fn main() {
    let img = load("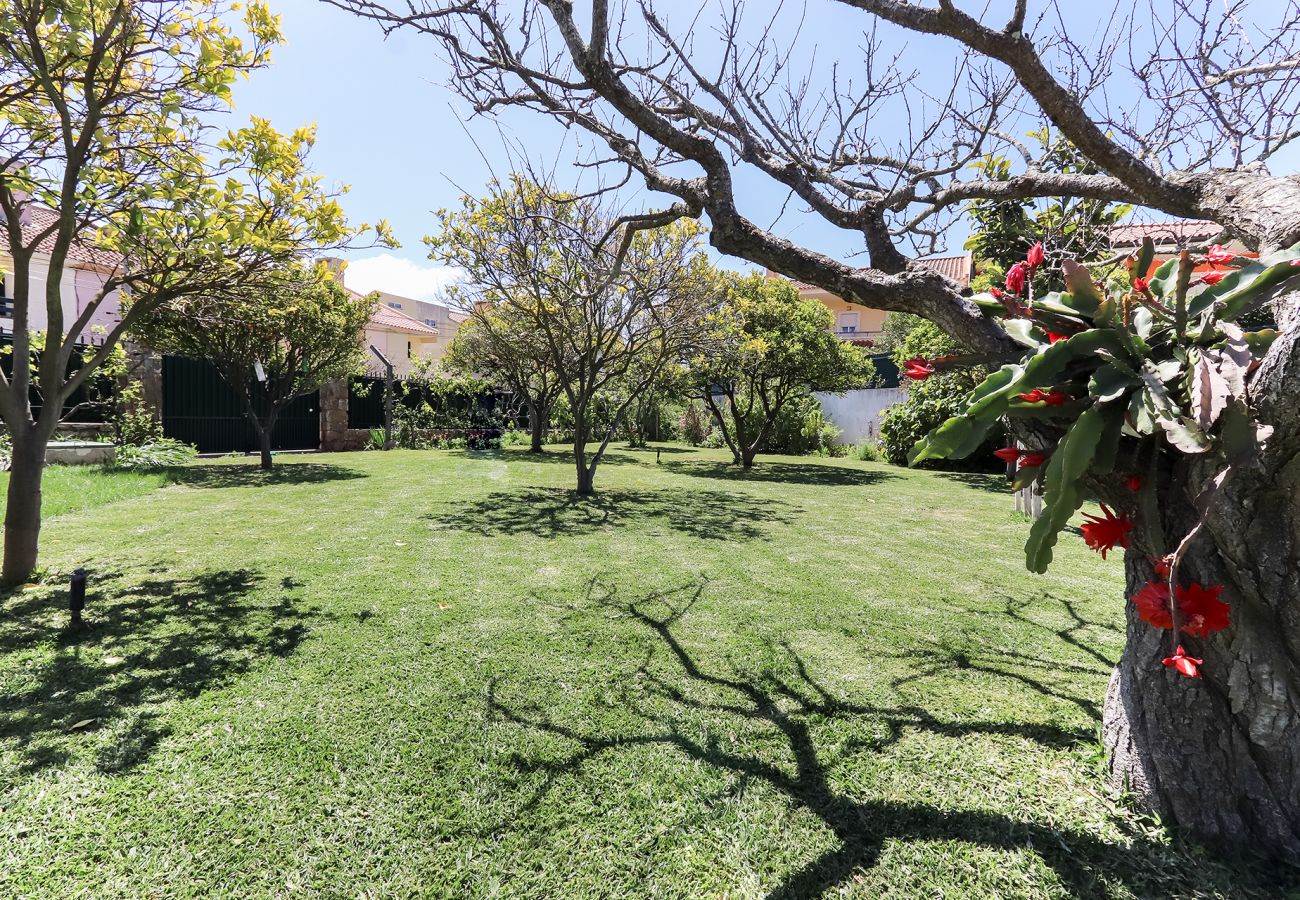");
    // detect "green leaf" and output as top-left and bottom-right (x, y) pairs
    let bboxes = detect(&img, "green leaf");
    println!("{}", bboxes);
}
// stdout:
(1088, 362), (1137, 402)
(1135, 237), (1156, 286)
(1189, 244), (1300, 320)
(1024, 404), (1110, 573)
(908, 364), (1023, 463)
